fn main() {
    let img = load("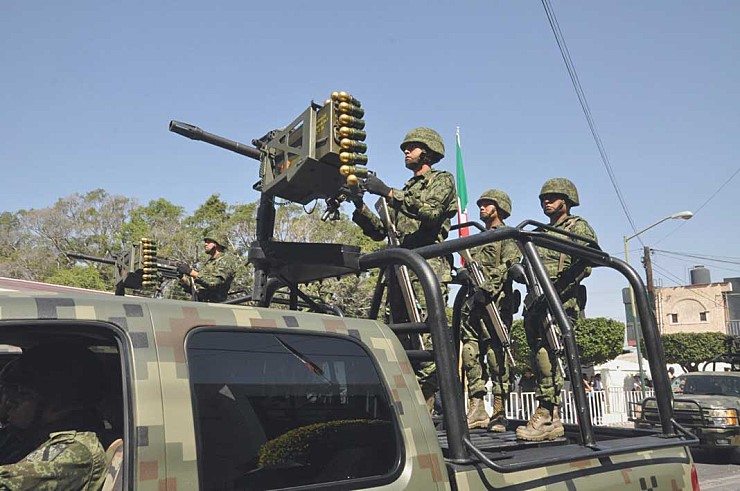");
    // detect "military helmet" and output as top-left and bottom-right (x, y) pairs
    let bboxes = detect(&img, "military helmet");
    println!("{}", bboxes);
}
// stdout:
(203, 232), (229, 249)
(539, 178), (580, 207)
(400, 127), (445, 160)
(476, 189), (512, 218)
(0, 343), (105, 407)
